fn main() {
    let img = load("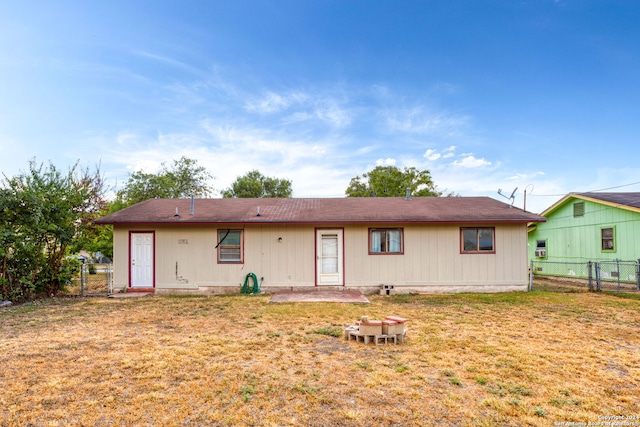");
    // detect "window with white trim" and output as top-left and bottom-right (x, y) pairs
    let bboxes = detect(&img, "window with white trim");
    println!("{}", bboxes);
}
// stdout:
(535, 240), (547, 258)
